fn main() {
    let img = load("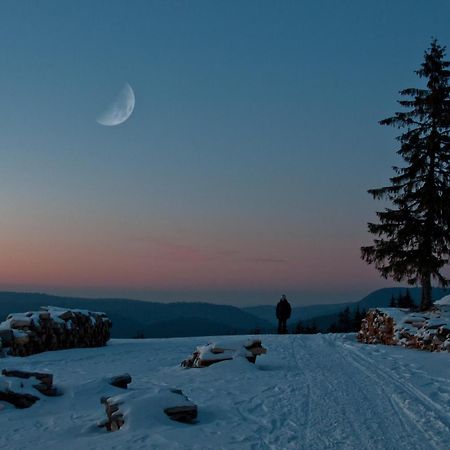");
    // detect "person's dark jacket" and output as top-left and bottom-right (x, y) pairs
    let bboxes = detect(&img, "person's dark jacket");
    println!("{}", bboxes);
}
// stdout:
(276, 299), (291, 320)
